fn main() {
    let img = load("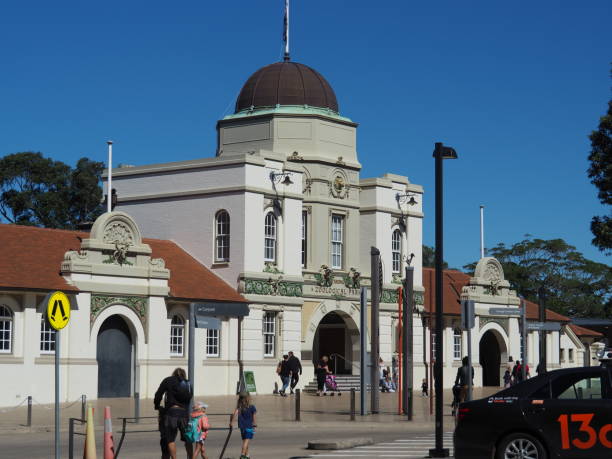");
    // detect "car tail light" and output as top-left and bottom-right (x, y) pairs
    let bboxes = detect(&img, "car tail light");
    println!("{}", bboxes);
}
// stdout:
(457, 407), (470, 421)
